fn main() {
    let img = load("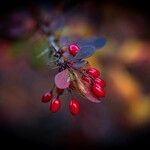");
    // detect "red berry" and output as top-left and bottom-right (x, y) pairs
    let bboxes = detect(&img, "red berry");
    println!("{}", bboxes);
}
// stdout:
(69, 44), (80, 56)
(50, 98), (61, 113)
(86, 68), (100, 78)
(42, 92), (52, 103)
(69, 98), (80, 115)
(93, 78), (106, 87)
(82, 76), (90, 83)
(56, 87), (64, 95)
(92, 84), (105, 98)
